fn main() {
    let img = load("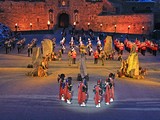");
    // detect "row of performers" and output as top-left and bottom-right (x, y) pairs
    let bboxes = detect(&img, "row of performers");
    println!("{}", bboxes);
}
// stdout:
(4, 37), (37, 56)
(57, 73), (115, 108)
(114, 38), (159, 56)
(43, 48), (113, 67)
(4, 37), (25, 54)
(59, 36), (104, 55)
(60, 36), (115, 60)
